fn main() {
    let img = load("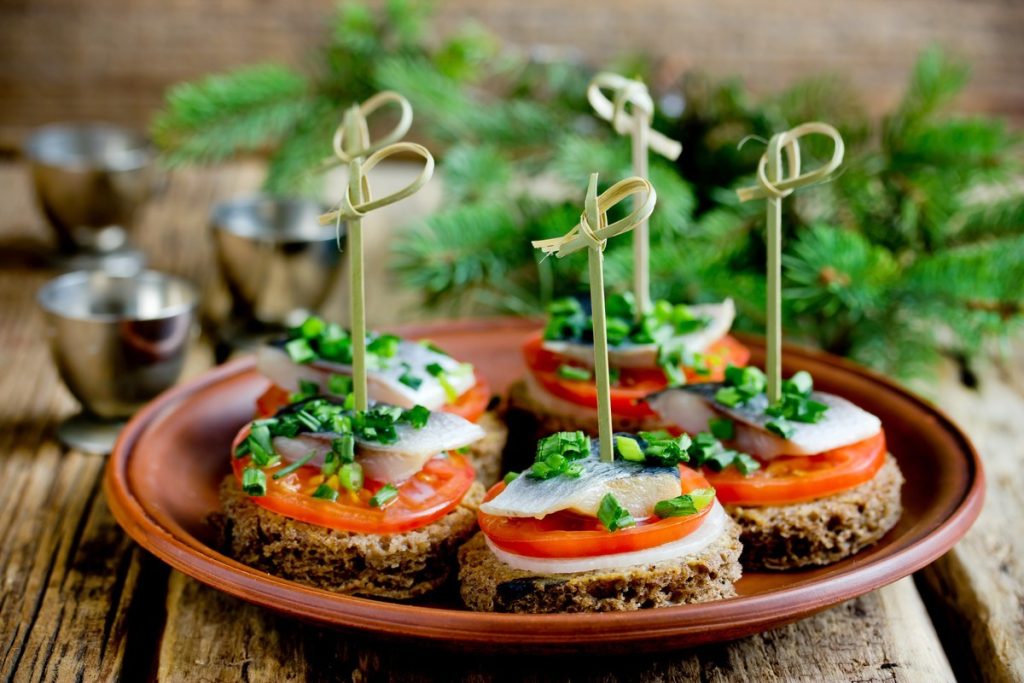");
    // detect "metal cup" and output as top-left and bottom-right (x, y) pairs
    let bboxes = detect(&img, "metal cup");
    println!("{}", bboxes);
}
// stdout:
(38, 269), (197, 453)
(208, 195), (344, 349)
(25, 123), (157, 269)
